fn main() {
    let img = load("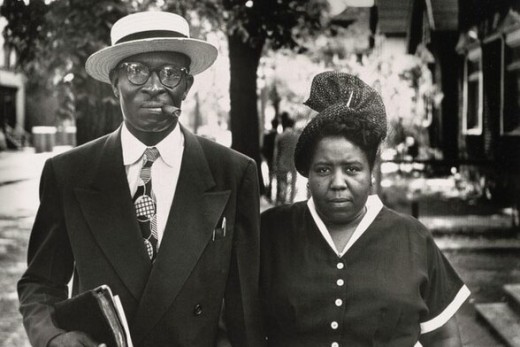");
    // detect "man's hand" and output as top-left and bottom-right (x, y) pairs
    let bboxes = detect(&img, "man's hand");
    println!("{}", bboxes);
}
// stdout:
(48, 331), (106, 347)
